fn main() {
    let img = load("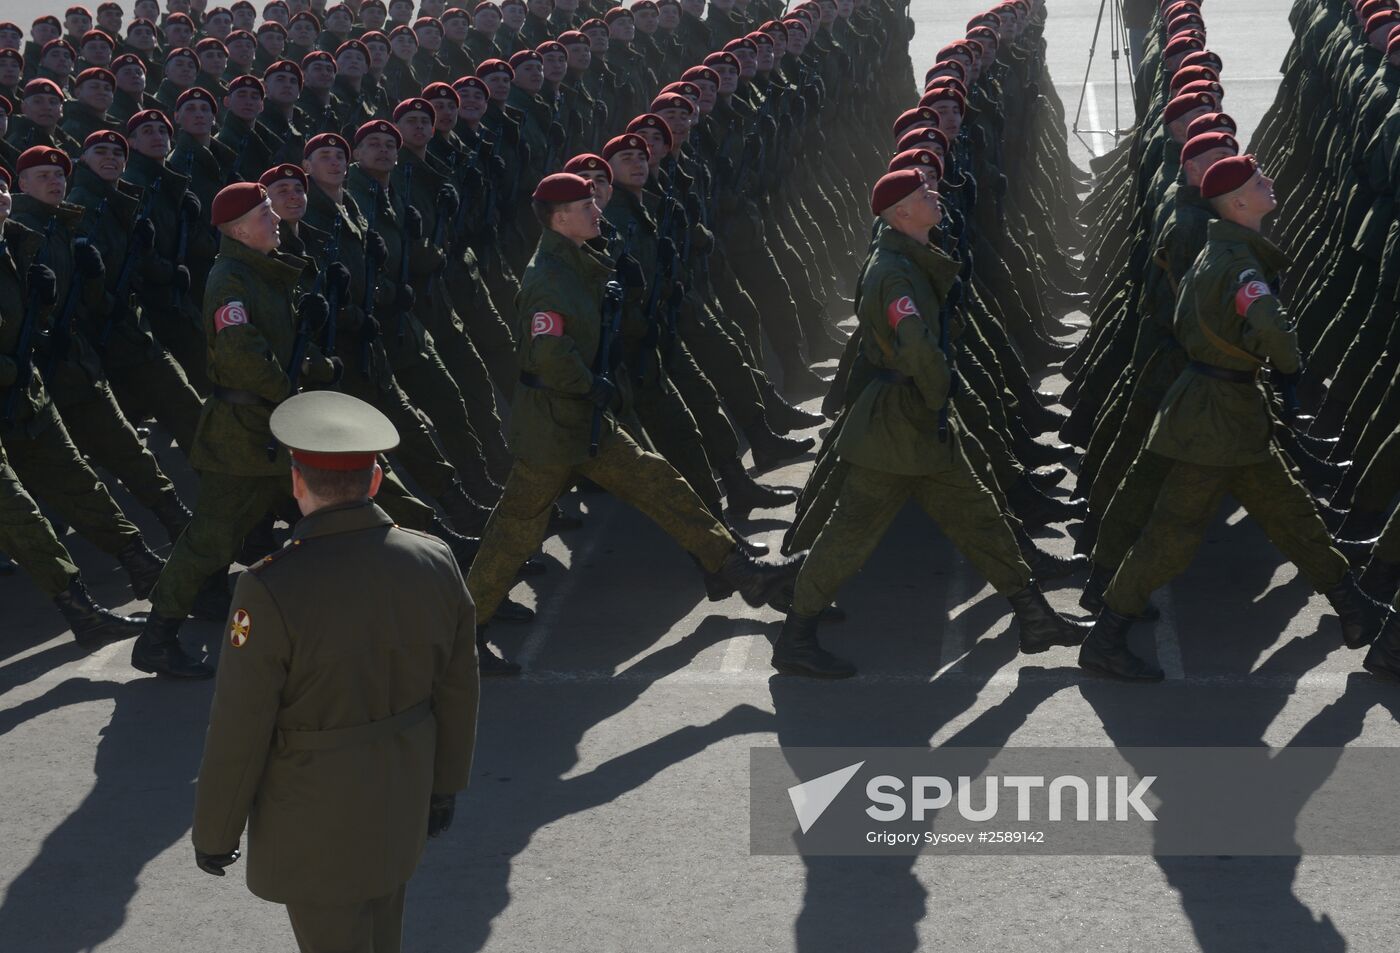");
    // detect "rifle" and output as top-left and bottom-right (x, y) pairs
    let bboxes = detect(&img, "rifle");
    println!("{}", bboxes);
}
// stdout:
(361, 181), (383, 376)
(320, 210), (345, 357)
(589, 279), (624, 457)
(226, 132), (251, 185)
(633, 162), (679, 384)
(99, 176), (162, 352)
(42, 201), (106, 385)
(172, 148), (197, 312)
(542, 90), (563, 173)
(1, 218), (57, 430)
